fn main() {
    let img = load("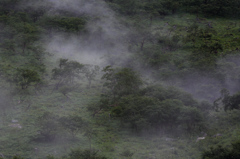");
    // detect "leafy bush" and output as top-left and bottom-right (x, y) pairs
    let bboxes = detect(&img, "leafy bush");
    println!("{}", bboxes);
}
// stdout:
(102, 66), (143, 99)
(33, 111), (59, 142)
(202, 141), (240, 159)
